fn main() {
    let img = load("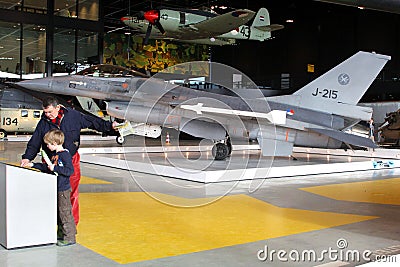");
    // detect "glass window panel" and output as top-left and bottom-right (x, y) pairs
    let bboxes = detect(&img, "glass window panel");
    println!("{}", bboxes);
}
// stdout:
(54, 28), (76, 73)
(79, 0), (98, 21)
(77, 30), (98, 66)
(0, 1), (21, 10)
(55, 0), (77, 18)
(22, 24), (46, 77)
(0, 21), (20, 76)
(21, 110), (28, 117)
(23, 0), (47, 14)
(33, 110), (41, 118)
